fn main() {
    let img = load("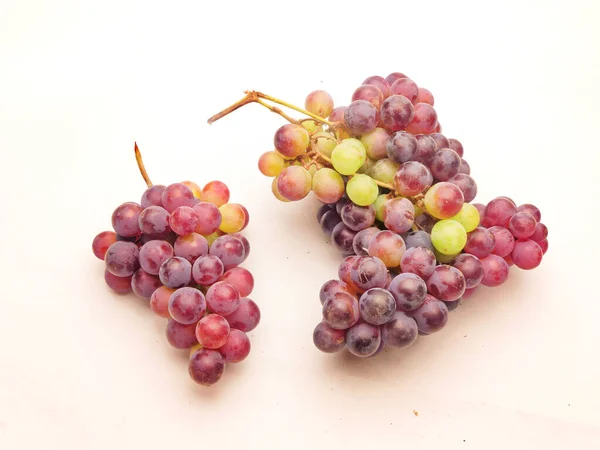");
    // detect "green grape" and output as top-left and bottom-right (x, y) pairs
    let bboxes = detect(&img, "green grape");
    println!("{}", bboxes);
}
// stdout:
(313, 131), (337, 157)
(331, 141), (366, 175)
(373, 194), (389, 221)
(431, 219), (467, 255)
(344, 138), (367, 159)
(307, 163), (318, 177)
(449, 203), (480, 232)
(301, 120), (322, 134)
(369, 158), (399, 184)
(346, 174), (379, 206)
(357, 157), (375, 174)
